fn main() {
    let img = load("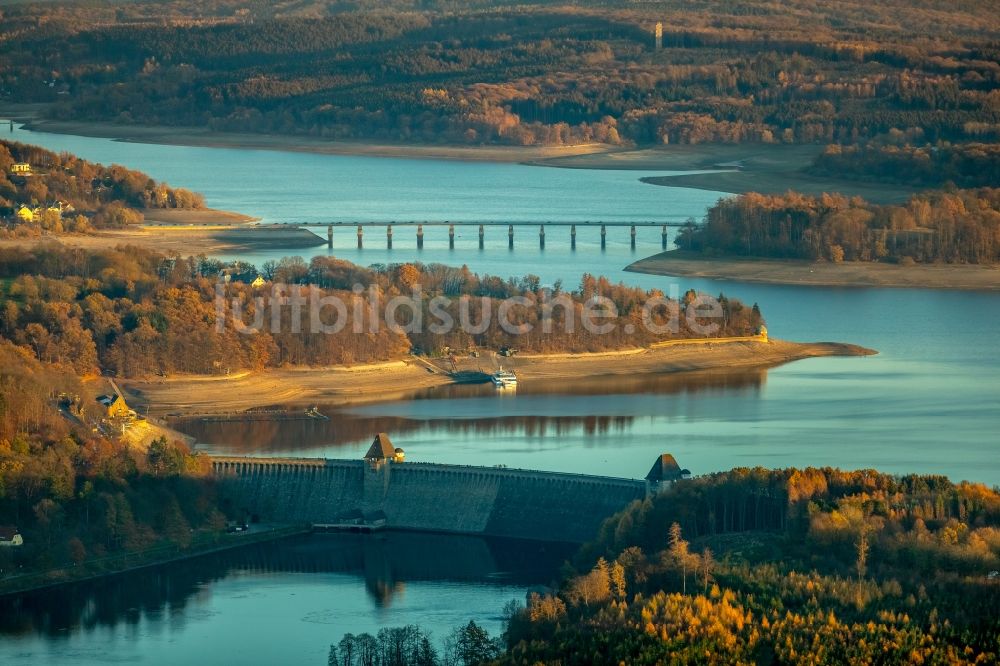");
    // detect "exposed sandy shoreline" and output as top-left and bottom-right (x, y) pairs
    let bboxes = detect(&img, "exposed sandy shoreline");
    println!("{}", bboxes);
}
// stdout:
(121, 339), (875, 417)
(141, 208), (258, 226)
(1, 104), (608, 164)
(0, 219), (327, 254)
(1, 104), (914, 203)
(628, 251), (1000, 291)
(536, 144), (914, 203)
